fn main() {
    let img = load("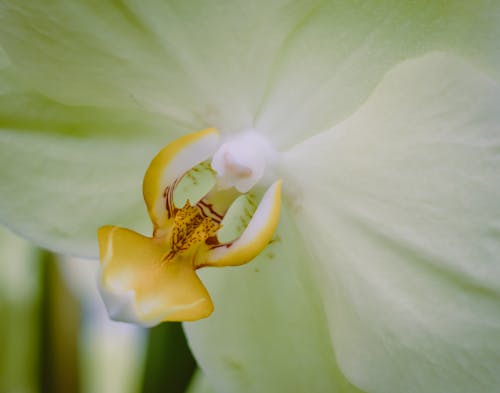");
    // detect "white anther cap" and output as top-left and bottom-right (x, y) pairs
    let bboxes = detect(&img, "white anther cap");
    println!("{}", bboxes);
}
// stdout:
(211, 130), (275, 193)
